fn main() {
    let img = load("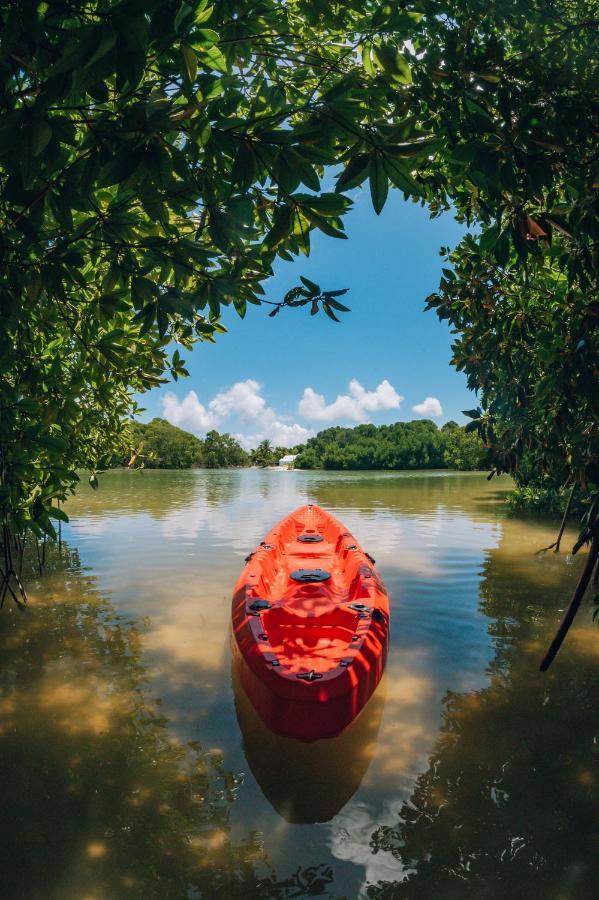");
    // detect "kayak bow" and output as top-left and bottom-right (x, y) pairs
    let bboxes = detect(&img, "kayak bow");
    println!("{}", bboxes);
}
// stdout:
(231, 504), (389, 740)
